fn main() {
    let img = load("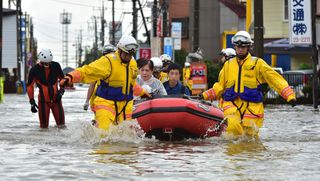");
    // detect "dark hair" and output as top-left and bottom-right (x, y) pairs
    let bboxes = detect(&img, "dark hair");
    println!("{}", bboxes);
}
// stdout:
(138, 58), (154, 70)
(167, 63), (181, 74)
